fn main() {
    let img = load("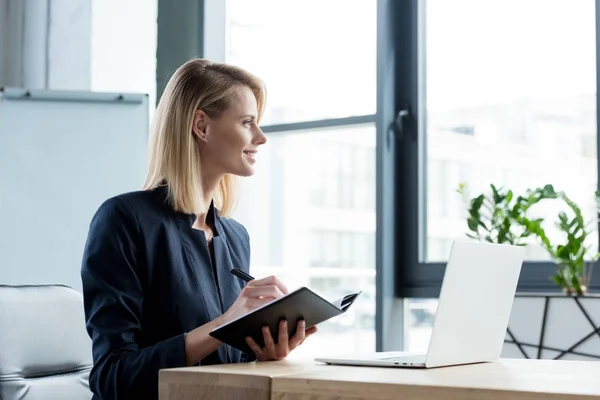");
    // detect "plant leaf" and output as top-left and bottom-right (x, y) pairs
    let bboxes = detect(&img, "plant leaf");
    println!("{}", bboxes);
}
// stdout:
(505, 190), (514, 204)
(467, 218), (480, 233)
